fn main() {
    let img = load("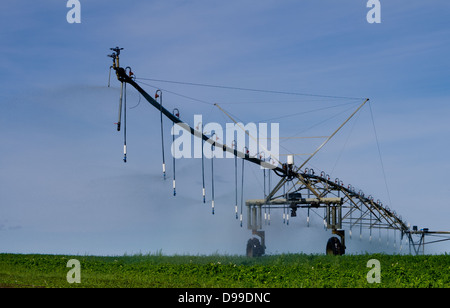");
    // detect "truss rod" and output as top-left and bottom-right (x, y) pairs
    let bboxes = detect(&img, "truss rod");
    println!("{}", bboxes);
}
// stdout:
(296, 98), (369, 171)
